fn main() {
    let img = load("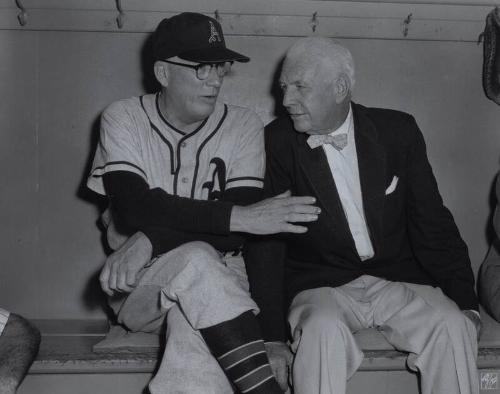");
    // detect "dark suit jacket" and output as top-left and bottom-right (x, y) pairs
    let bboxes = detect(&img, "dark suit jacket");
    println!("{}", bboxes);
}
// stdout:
(245, 103), (478, 341)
